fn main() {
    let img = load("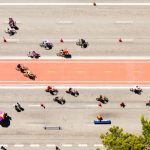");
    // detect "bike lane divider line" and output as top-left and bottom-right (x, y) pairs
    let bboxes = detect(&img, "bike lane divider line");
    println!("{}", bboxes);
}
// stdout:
(14, 144), (24, 147)
(104, 70), (112, 73)
(62, 144), (73, 147)
(76, 70), (85, 73)
(48, 70), (56, 73)
(78, 144), (88, 147)
(30, 144), (40, 147)
(133, 70), (141, 73)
